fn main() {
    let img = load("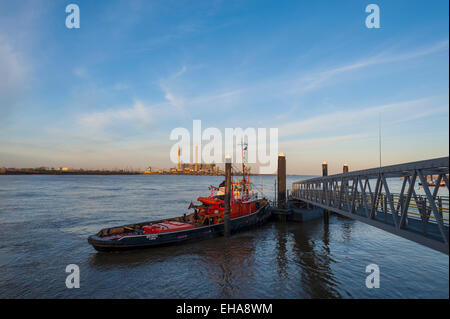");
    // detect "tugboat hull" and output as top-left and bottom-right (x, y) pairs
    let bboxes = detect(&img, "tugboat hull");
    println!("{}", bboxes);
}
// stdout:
(88, 204), (270, 252)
